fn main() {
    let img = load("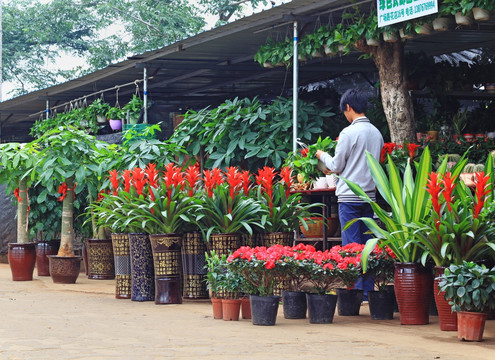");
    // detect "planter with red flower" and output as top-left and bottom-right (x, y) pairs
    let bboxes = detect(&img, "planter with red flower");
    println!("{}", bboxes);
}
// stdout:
(0, 142), (40, 281)
(195, 167), (267, 257)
